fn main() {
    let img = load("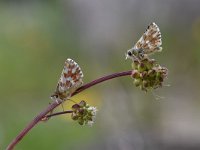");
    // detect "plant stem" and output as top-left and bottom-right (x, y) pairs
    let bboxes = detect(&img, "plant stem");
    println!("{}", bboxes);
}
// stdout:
(72, 70), (132, 96)
(46, 110), (73, 118)
(6, 70), (132, 150)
